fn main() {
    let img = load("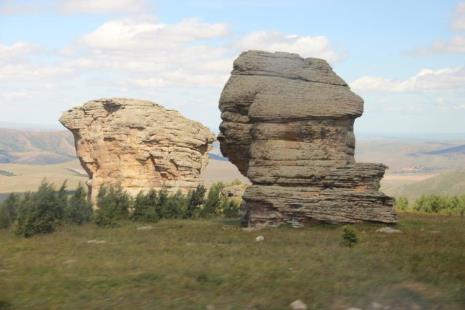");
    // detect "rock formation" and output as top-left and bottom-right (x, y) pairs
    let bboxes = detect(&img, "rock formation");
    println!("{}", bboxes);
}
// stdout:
(60, 98), (215, 202)
(218, 51), (397, 227)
